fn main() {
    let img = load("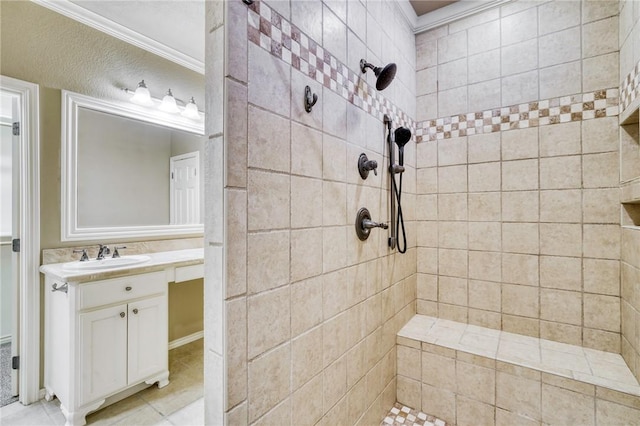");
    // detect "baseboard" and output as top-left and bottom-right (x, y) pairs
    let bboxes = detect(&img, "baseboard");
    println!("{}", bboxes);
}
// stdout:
(0, 335), (12, 345)
(168, 331), (203, 350)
